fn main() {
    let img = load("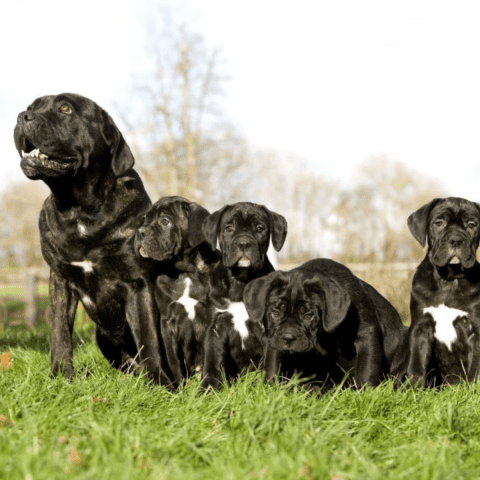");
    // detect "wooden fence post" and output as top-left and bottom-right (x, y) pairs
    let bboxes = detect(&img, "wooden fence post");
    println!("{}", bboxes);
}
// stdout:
(24, 270), (38, 328)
